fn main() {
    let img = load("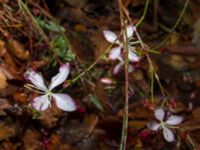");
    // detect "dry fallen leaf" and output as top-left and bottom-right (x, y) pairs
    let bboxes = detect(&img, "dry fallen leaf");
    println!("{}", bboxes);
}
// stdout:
(48, 134), (71, 150)
(13, 92), (29, 104)
(0, 141), (16, 150)
(0, 120), (17, 141)
(6, 39), (29, 61)
(38, 103), (63, 128)
(22, 128), (43, 150)
(192, 107), (200, 119)
(129, 120), (147, 133)
(0, 70), (7, 89)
